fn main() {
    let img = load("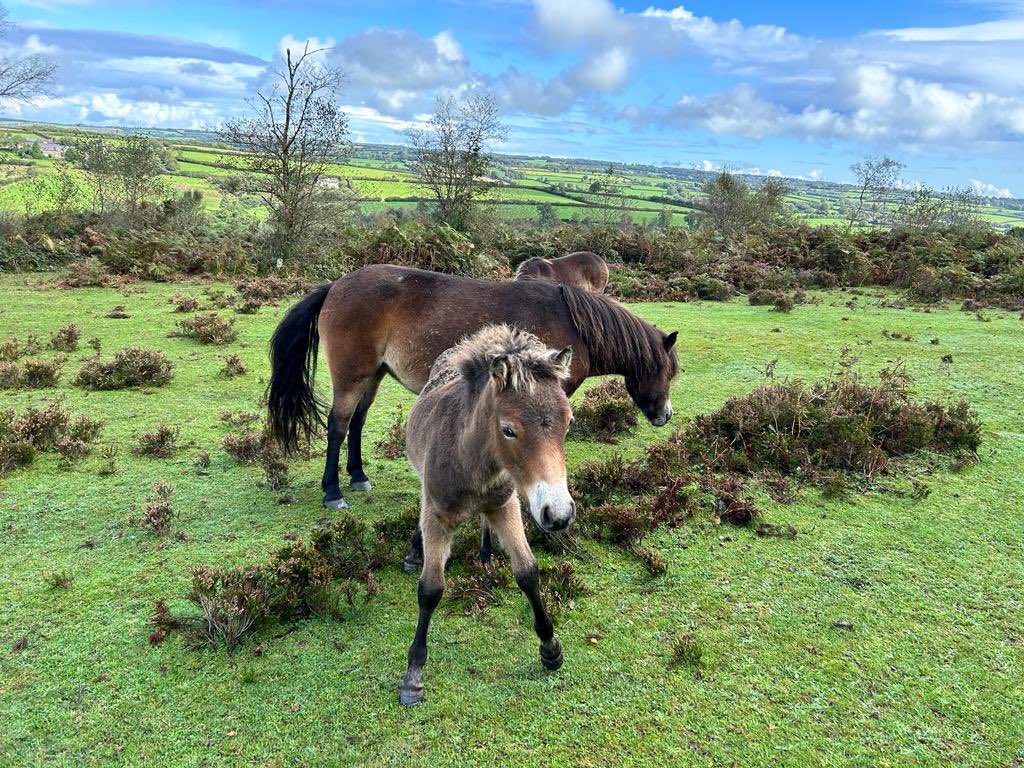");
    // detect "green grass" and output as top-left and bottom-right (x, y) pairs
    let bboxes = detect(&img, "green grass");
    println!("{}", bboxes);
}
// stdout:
(1, 280), (1023, 767)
